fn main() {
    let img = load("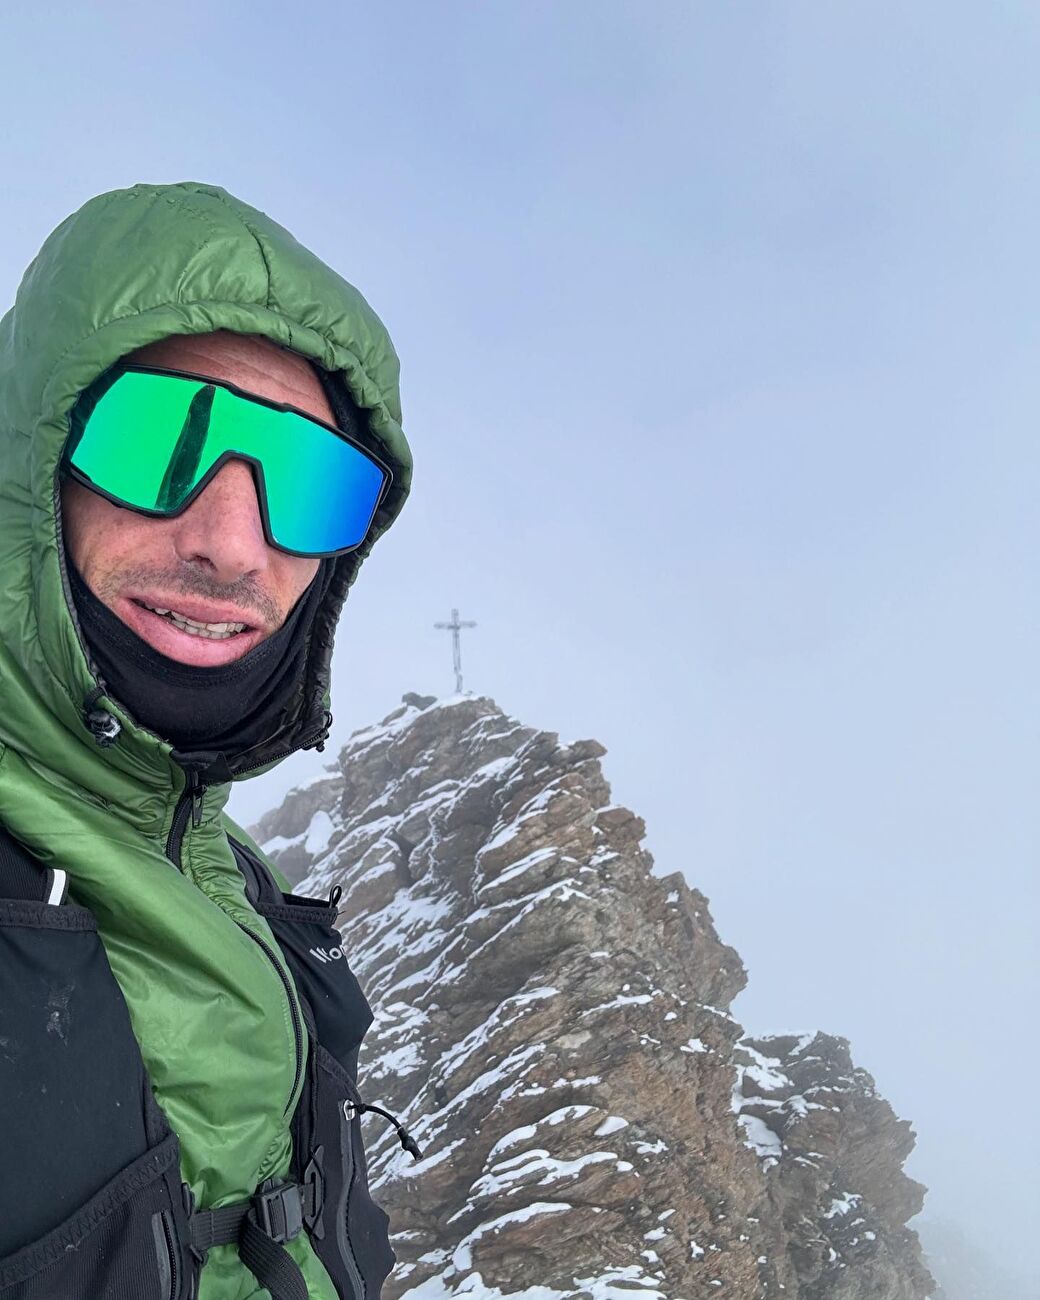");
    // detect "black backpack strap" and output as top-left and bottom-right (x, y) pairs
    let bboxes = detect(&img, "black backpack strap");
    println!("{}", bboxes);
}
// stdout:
(189, 1180), (310, 1300)
(228, 835), (342, 923)
(228, 836), (284, 909)
(0, 825), (69, 904)
(238, 1214), (309, 1300)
